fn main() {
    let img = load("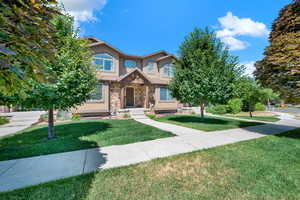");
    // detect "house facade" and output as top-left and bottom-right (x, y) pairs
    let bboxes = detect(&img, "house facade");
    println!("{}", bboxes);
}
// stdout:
(74, 37), (179, 115)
